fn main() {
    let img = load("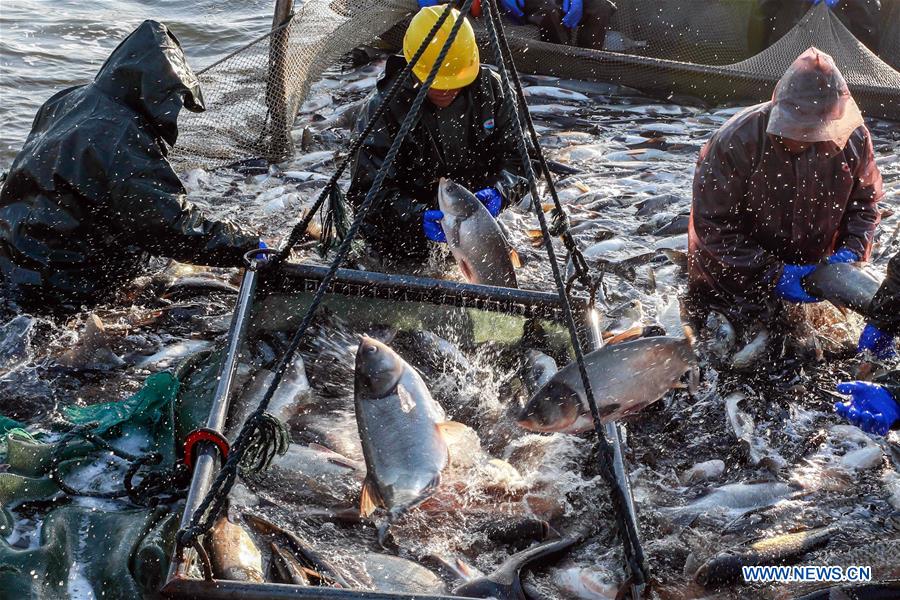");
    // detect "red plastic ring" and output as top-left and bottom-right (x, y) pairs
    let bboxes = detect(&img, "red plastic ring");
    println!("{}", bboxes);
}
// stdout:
(183, 428), (230, 471)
